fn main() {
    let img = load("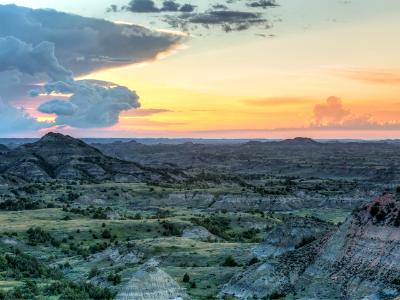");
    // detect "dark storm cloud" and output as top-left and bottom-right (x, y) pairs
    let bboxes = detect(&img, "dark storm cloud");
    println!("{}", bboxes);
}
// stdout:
(179, 4), (197, 12)
(0, 4), (182, 76)
(164, 10), (268, 32)
(122, 0), (196, 13)
(247, 0), (278, 9)
(188, 11), (265, 25)
(116, 0), (278, 33)
(125, 0), (159, 12)
(162, 1), (180, 12)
